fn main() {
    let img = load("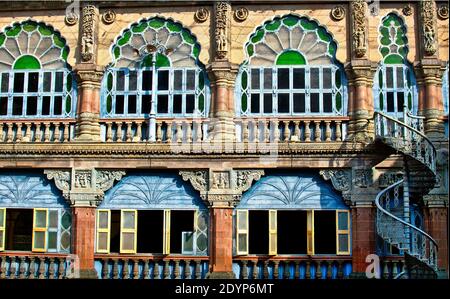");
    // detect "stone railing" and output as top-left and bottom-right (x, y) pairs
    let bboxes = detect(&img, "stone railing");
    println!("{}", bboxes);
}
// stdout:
(94, 254), (209, 279)
(0, 252), (75, 279)
(233, 256), (352, 279)
(0, 119), (75, 143)
(380, 256), (407, 279)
